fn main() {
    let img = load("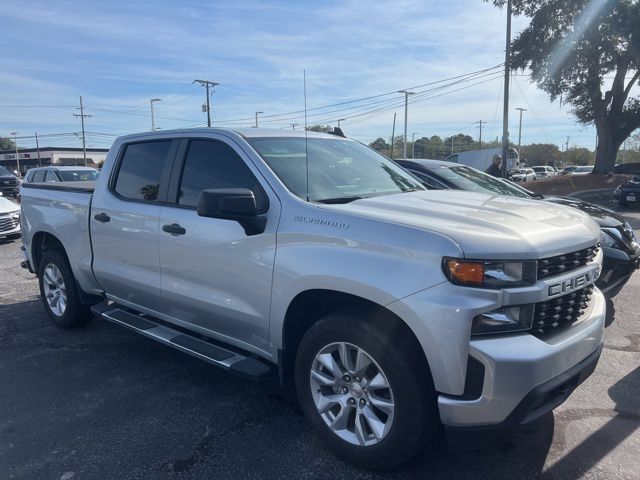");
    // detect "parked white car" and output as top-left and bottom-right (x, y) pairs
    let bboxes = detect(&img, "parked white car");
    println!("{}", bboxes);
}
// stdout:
(509, 168), (537, 182)
(532, 165), (557, 178)
(0, 195), (20, 240)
